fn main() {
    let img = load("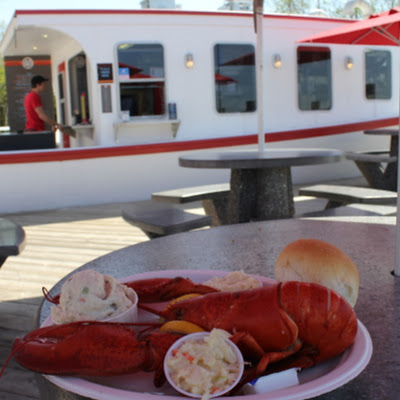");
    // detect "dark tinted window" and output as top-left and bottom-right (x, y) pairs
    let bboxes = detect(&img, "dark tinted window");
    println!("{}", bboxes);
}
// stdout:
(214, 44), (256, 113)
(365, 49), (391, 100)
(297, 46), (332, 111)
